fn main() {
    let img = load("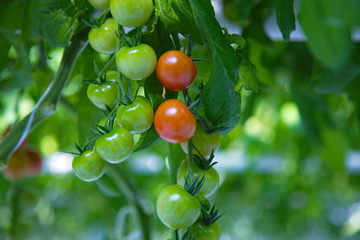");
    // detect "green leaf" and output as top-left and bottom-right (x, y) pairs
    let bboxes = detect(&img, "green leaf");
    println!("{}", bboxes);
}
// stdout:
(190, 0), (241, 134)
(314, 62), (360, 94)
(155, 0), (204, 44)
(299, 0), (354, 69)
(238, 62), (258, 91)
(31, 0), (78, 47)
(276, 0), (296, 41)
(242, 0), (276, 46)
